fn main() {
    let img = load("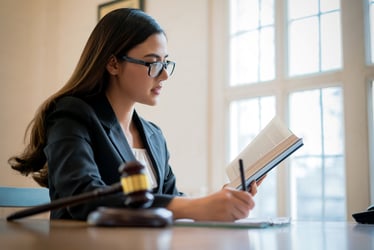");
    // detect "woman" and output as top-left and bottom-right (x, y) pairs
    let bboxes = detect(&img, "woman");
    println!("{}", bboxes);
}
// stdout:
(8, 8), (258, 221)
